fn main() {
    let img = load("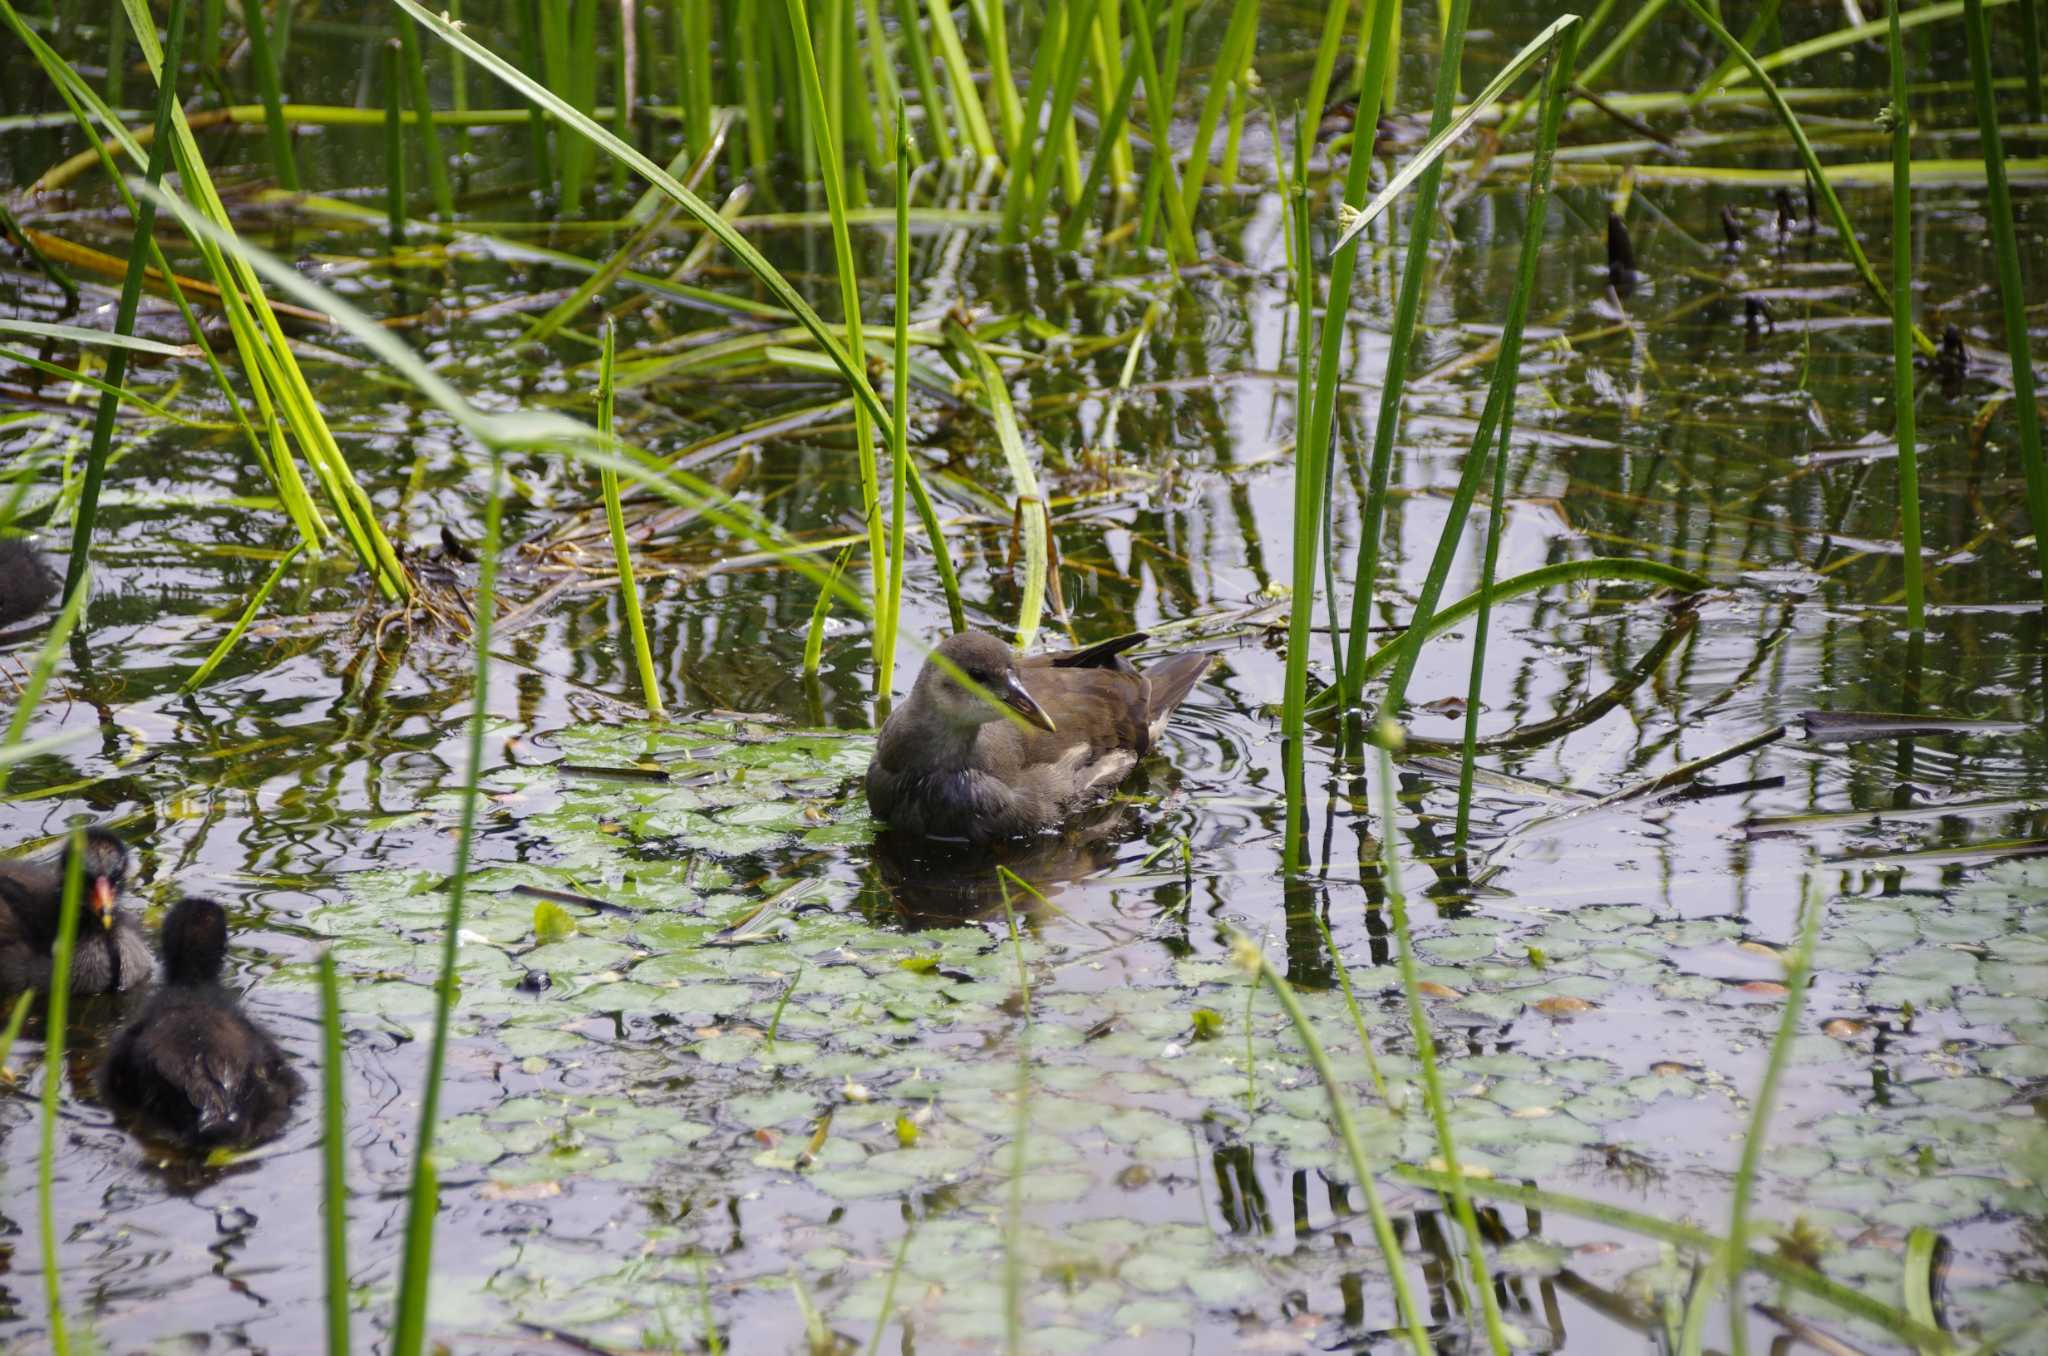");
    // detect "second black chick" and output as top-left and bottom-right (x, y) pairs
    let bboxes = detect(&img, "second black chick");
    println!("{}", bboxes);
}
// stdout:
(0, 827), (153, 995)
(100, 897), (304, 1149)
